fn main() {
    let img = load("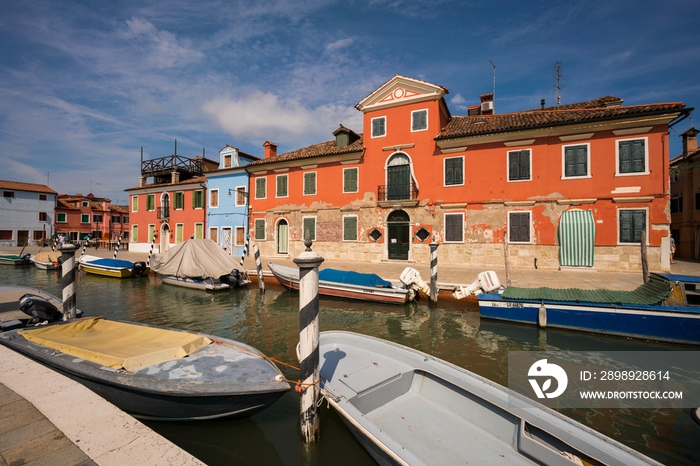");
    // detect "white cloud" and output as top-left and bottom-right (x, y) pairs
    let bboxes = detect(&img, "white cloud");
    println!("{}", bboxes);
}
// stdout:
(451, 93), (466, 104)
(202, 91), (361, 145)
(325, 38), (354, 53)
